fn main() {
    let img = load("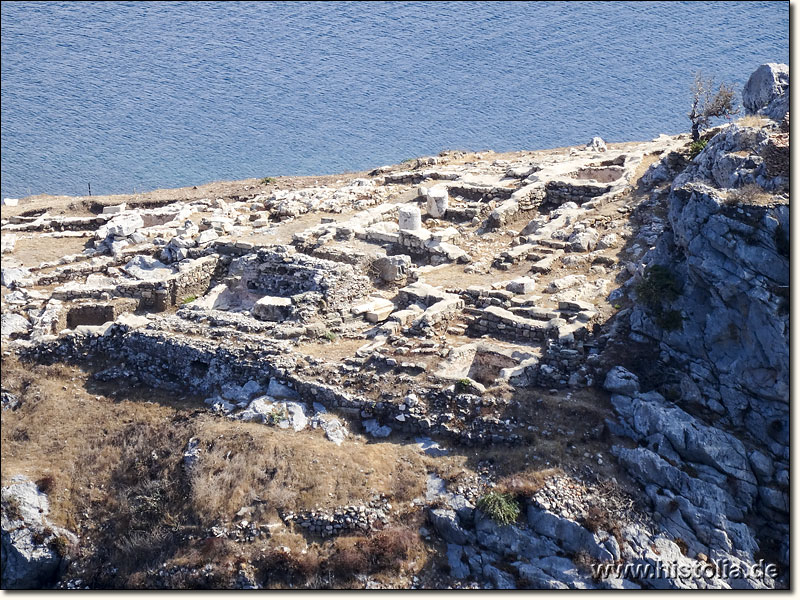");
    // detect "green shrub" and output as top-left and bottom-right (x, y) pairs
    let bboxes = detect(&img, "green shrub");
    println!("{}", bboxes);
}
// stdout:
(260, 177), (275, 185)
(323, 330), (337, 342)
(181, 295), (197, 305)
(476, 492), (520, 526)
(688, 138), (708, 159)
(634, 265), (680, 309)
(455, 378), (475, 393)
